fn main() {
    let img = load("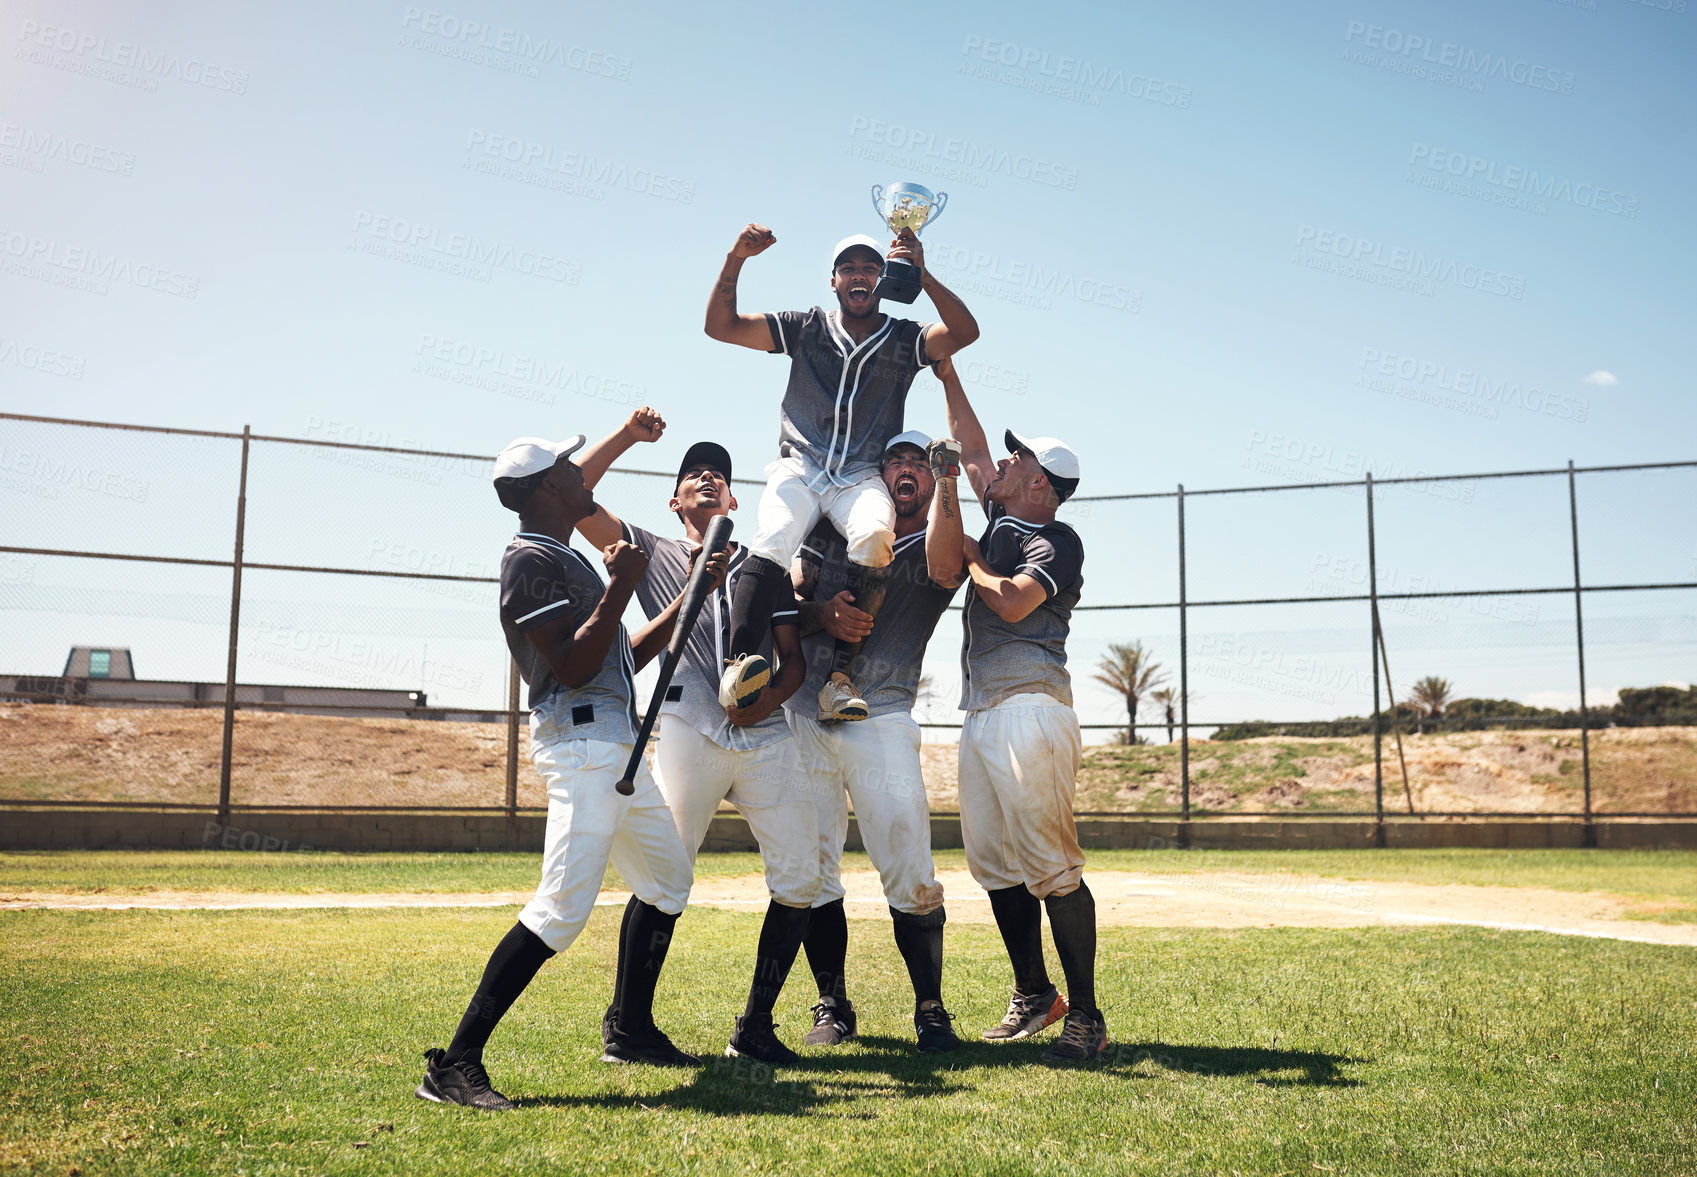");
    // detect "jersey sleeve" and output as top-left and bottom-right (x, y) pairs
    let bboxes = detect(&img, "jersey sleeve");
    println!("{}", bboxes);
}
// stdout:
(500, 548), (580, 633)
(1016, 527), (1084, 602)
(765, 310), (809, 356)
(913, 321), (939, 369)
(620, 519), (685, 619)
(771, 589), (801, 630)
